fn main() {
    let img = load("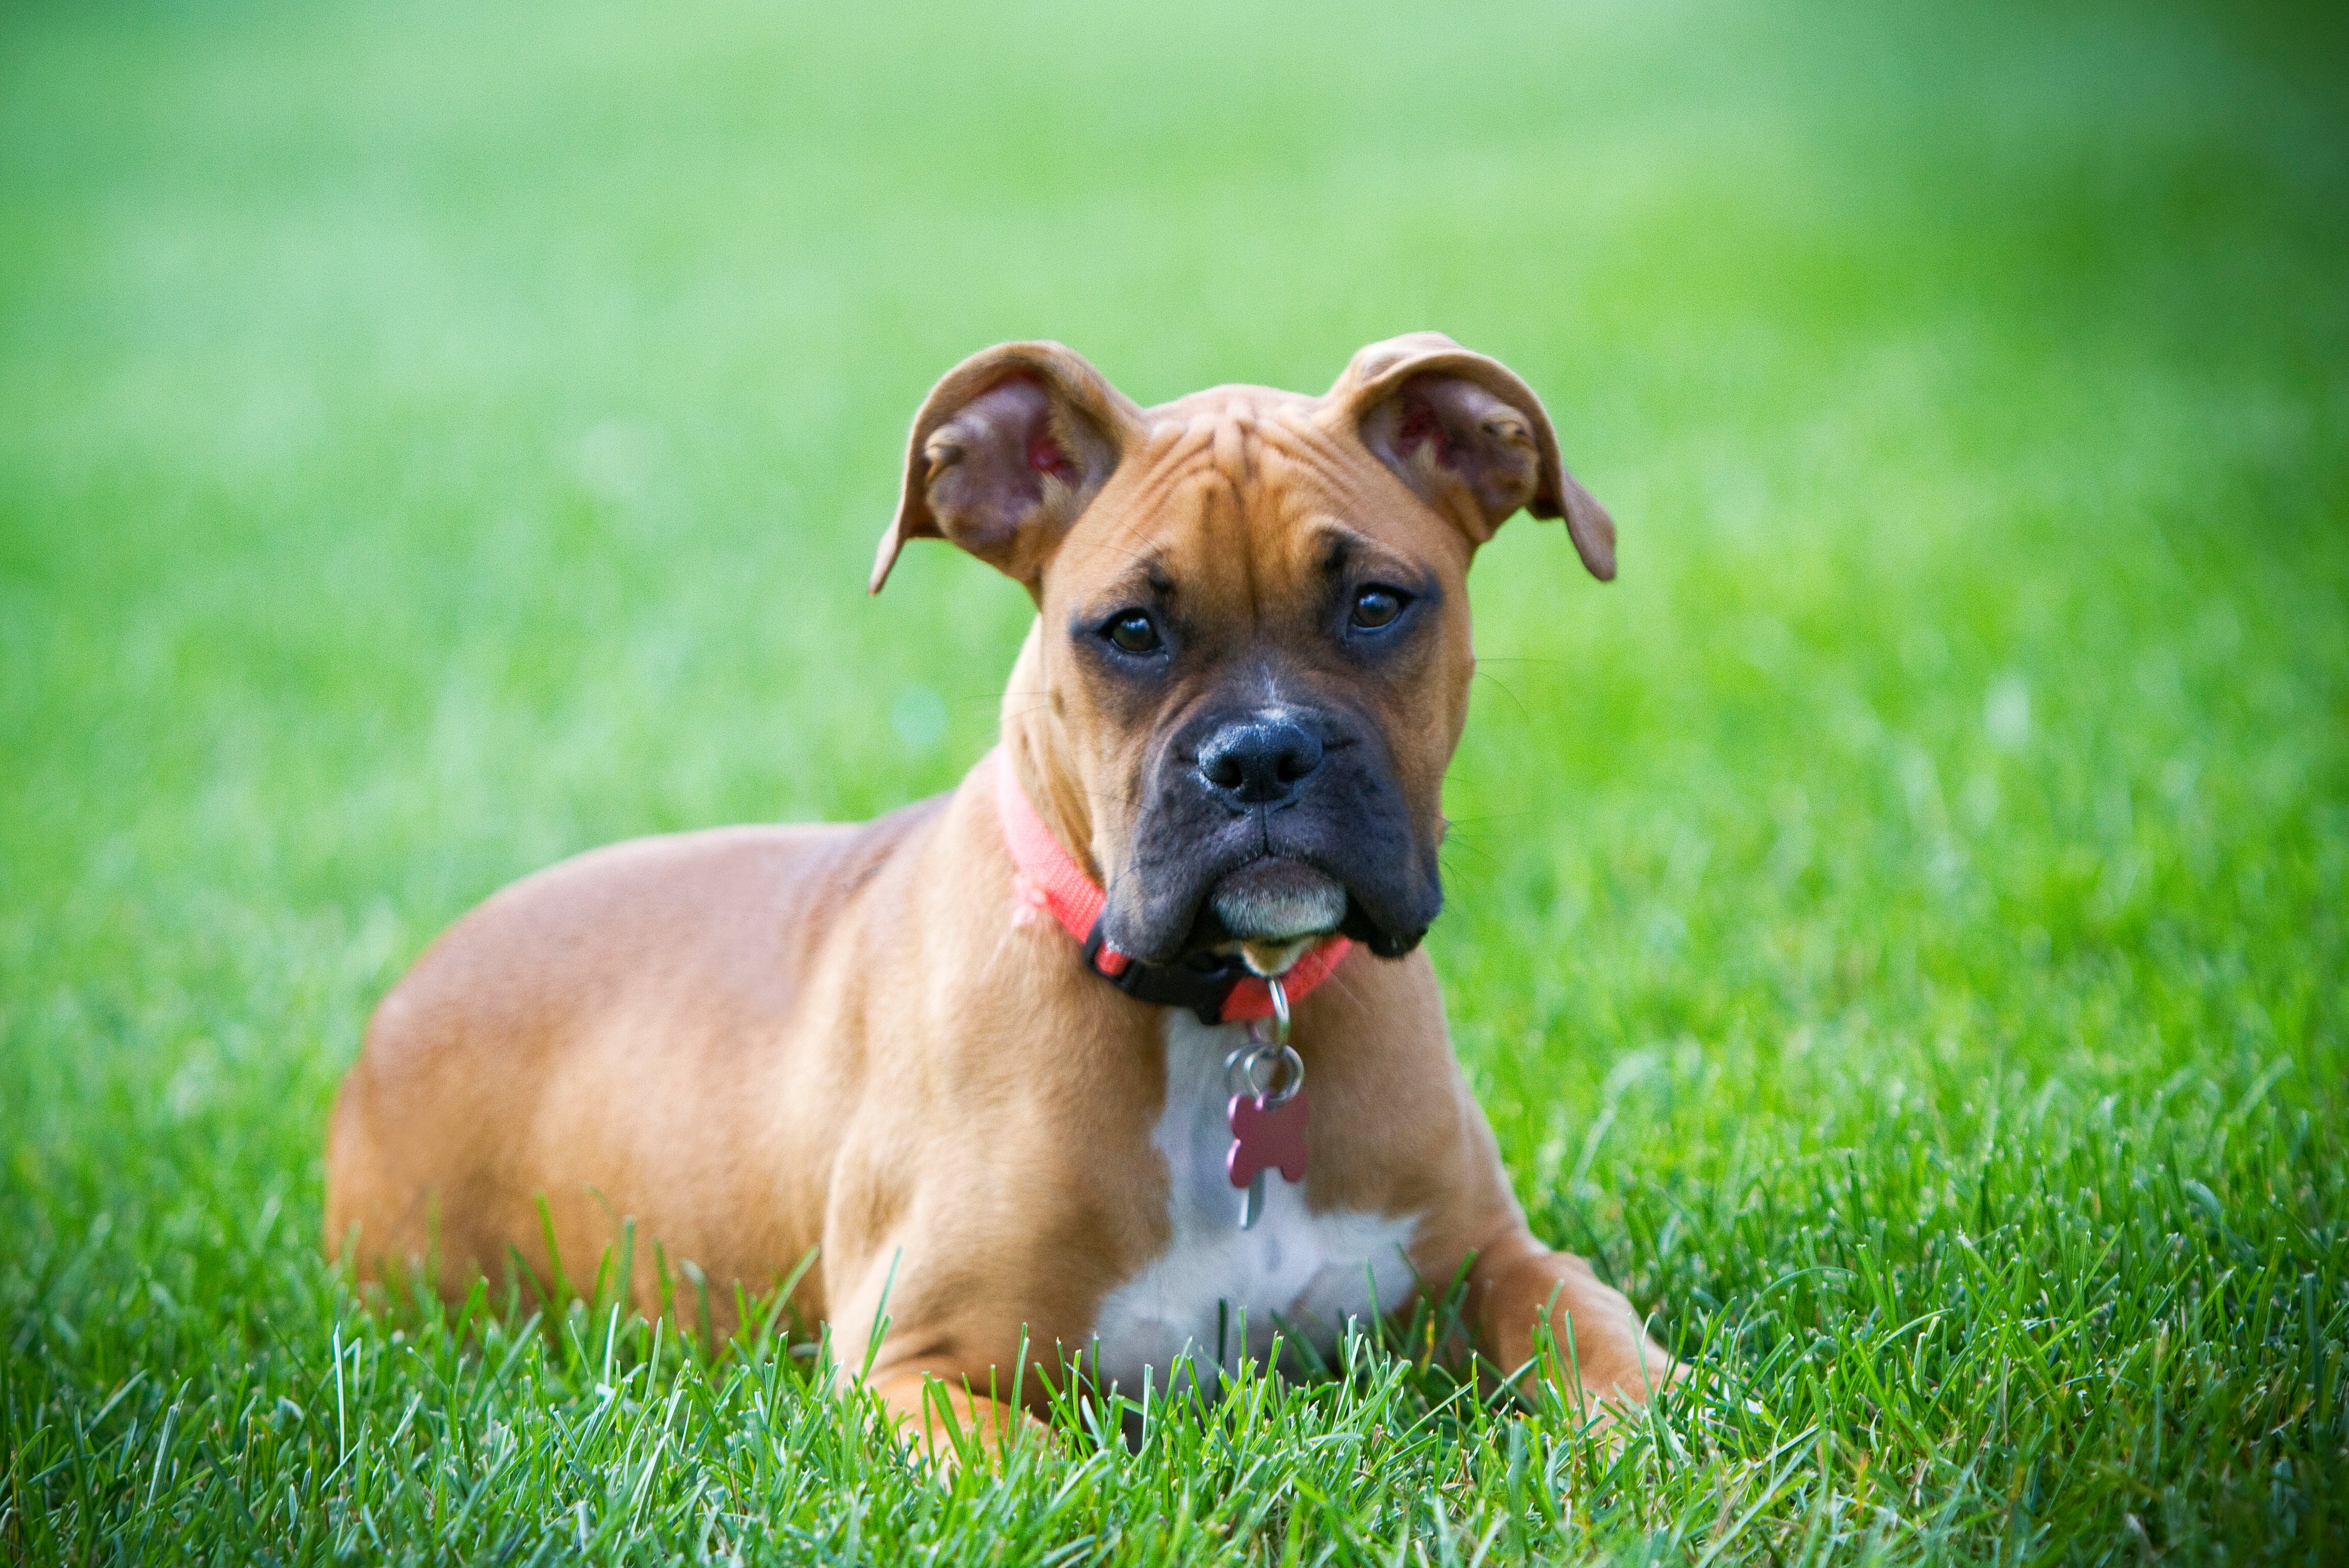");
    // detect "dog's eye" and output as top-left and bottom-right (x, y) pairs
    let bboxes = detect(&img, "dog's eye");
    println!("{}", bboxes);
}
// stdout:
(1349, 586), (1408, 631)
(1104, 610), (1162, 654)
